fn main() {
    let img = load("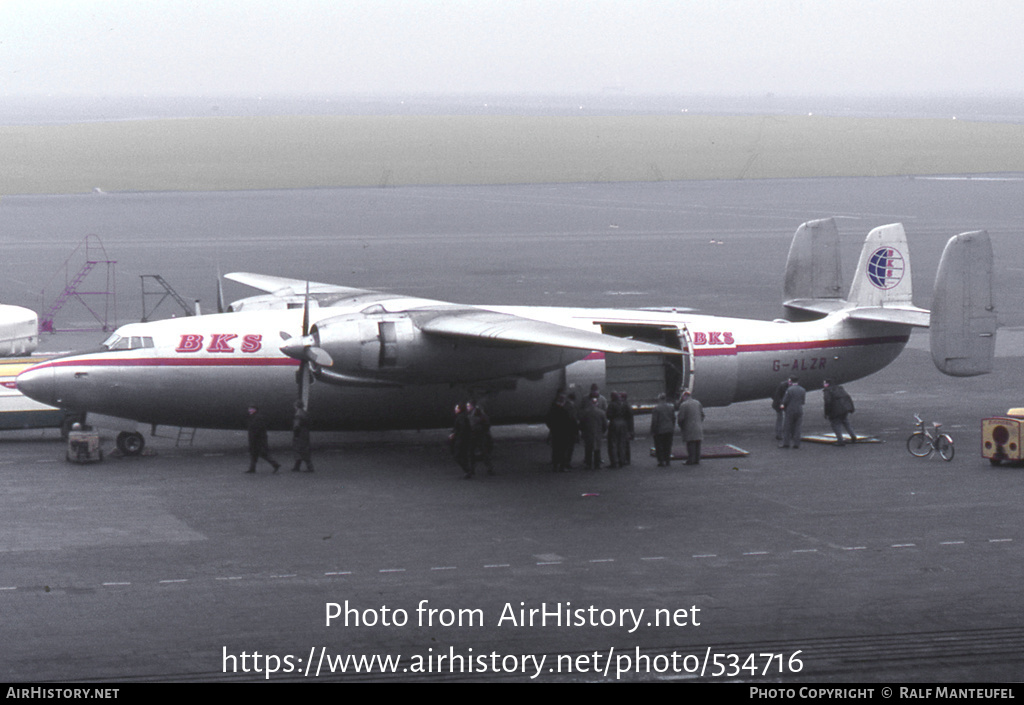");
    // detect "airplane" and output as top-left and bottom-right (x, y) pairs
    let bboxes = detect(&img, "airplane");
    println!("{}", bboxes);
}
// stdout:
(16, 218), (996, 456)
(0, 303), (38, 356)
